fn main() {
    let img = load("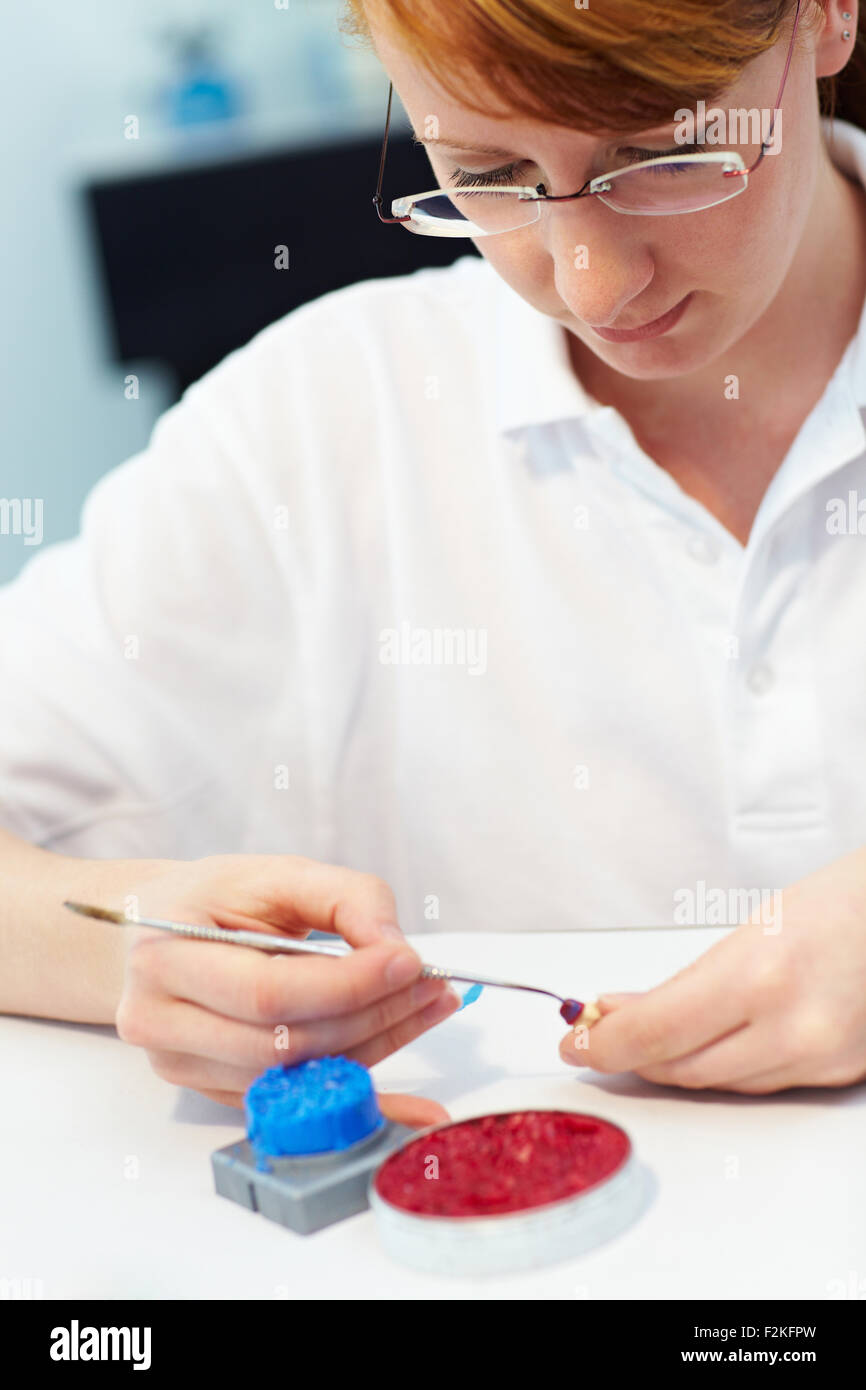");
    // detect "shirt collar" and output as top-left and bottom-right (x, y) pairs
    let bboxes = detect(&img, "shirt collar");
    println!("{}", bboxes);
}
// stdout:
(493, 274), (594, 436)
(493, 116), (866, 439)
(826, 117), (866, 407)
